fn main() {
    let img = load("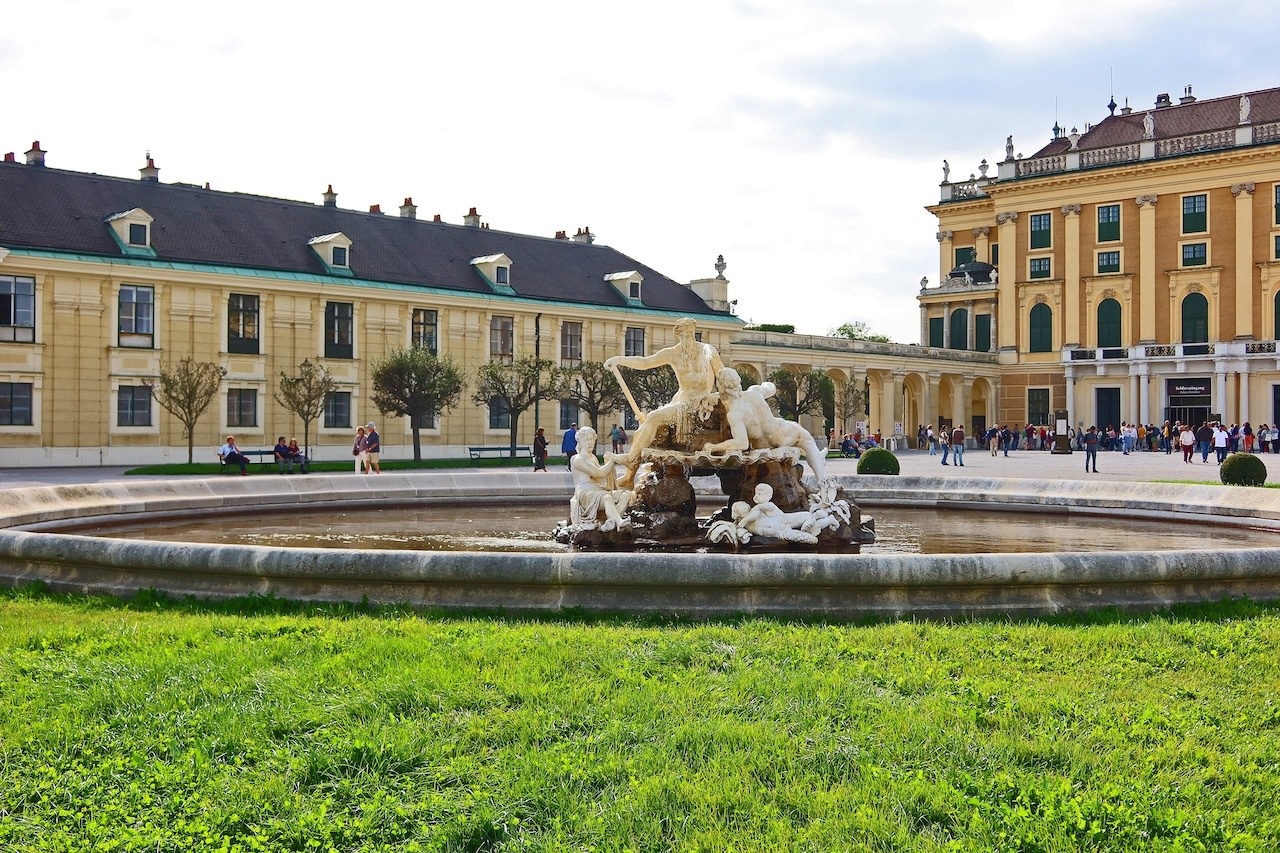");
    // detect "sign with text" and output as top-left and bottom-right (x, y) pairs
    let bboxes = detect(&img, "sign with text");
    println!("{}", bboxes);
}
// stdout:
(1167, 378), (1211, 397)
